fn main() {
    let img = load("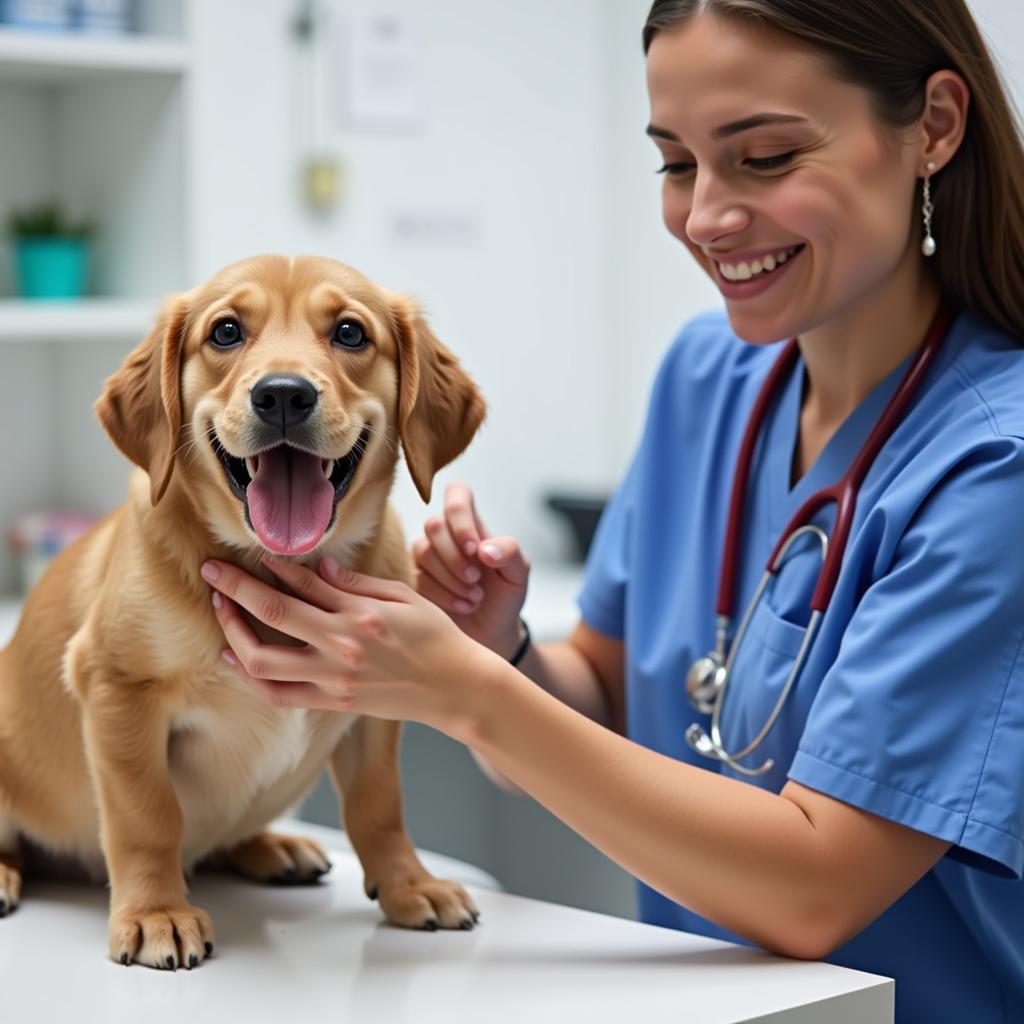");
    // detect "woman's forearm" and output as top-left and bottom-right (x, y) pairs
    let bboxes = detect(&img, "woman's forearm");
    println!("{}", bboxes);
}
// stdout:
(469, 638), (616, 793)
(514, 639), (617, 727)
(458, 656), (837, 957)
